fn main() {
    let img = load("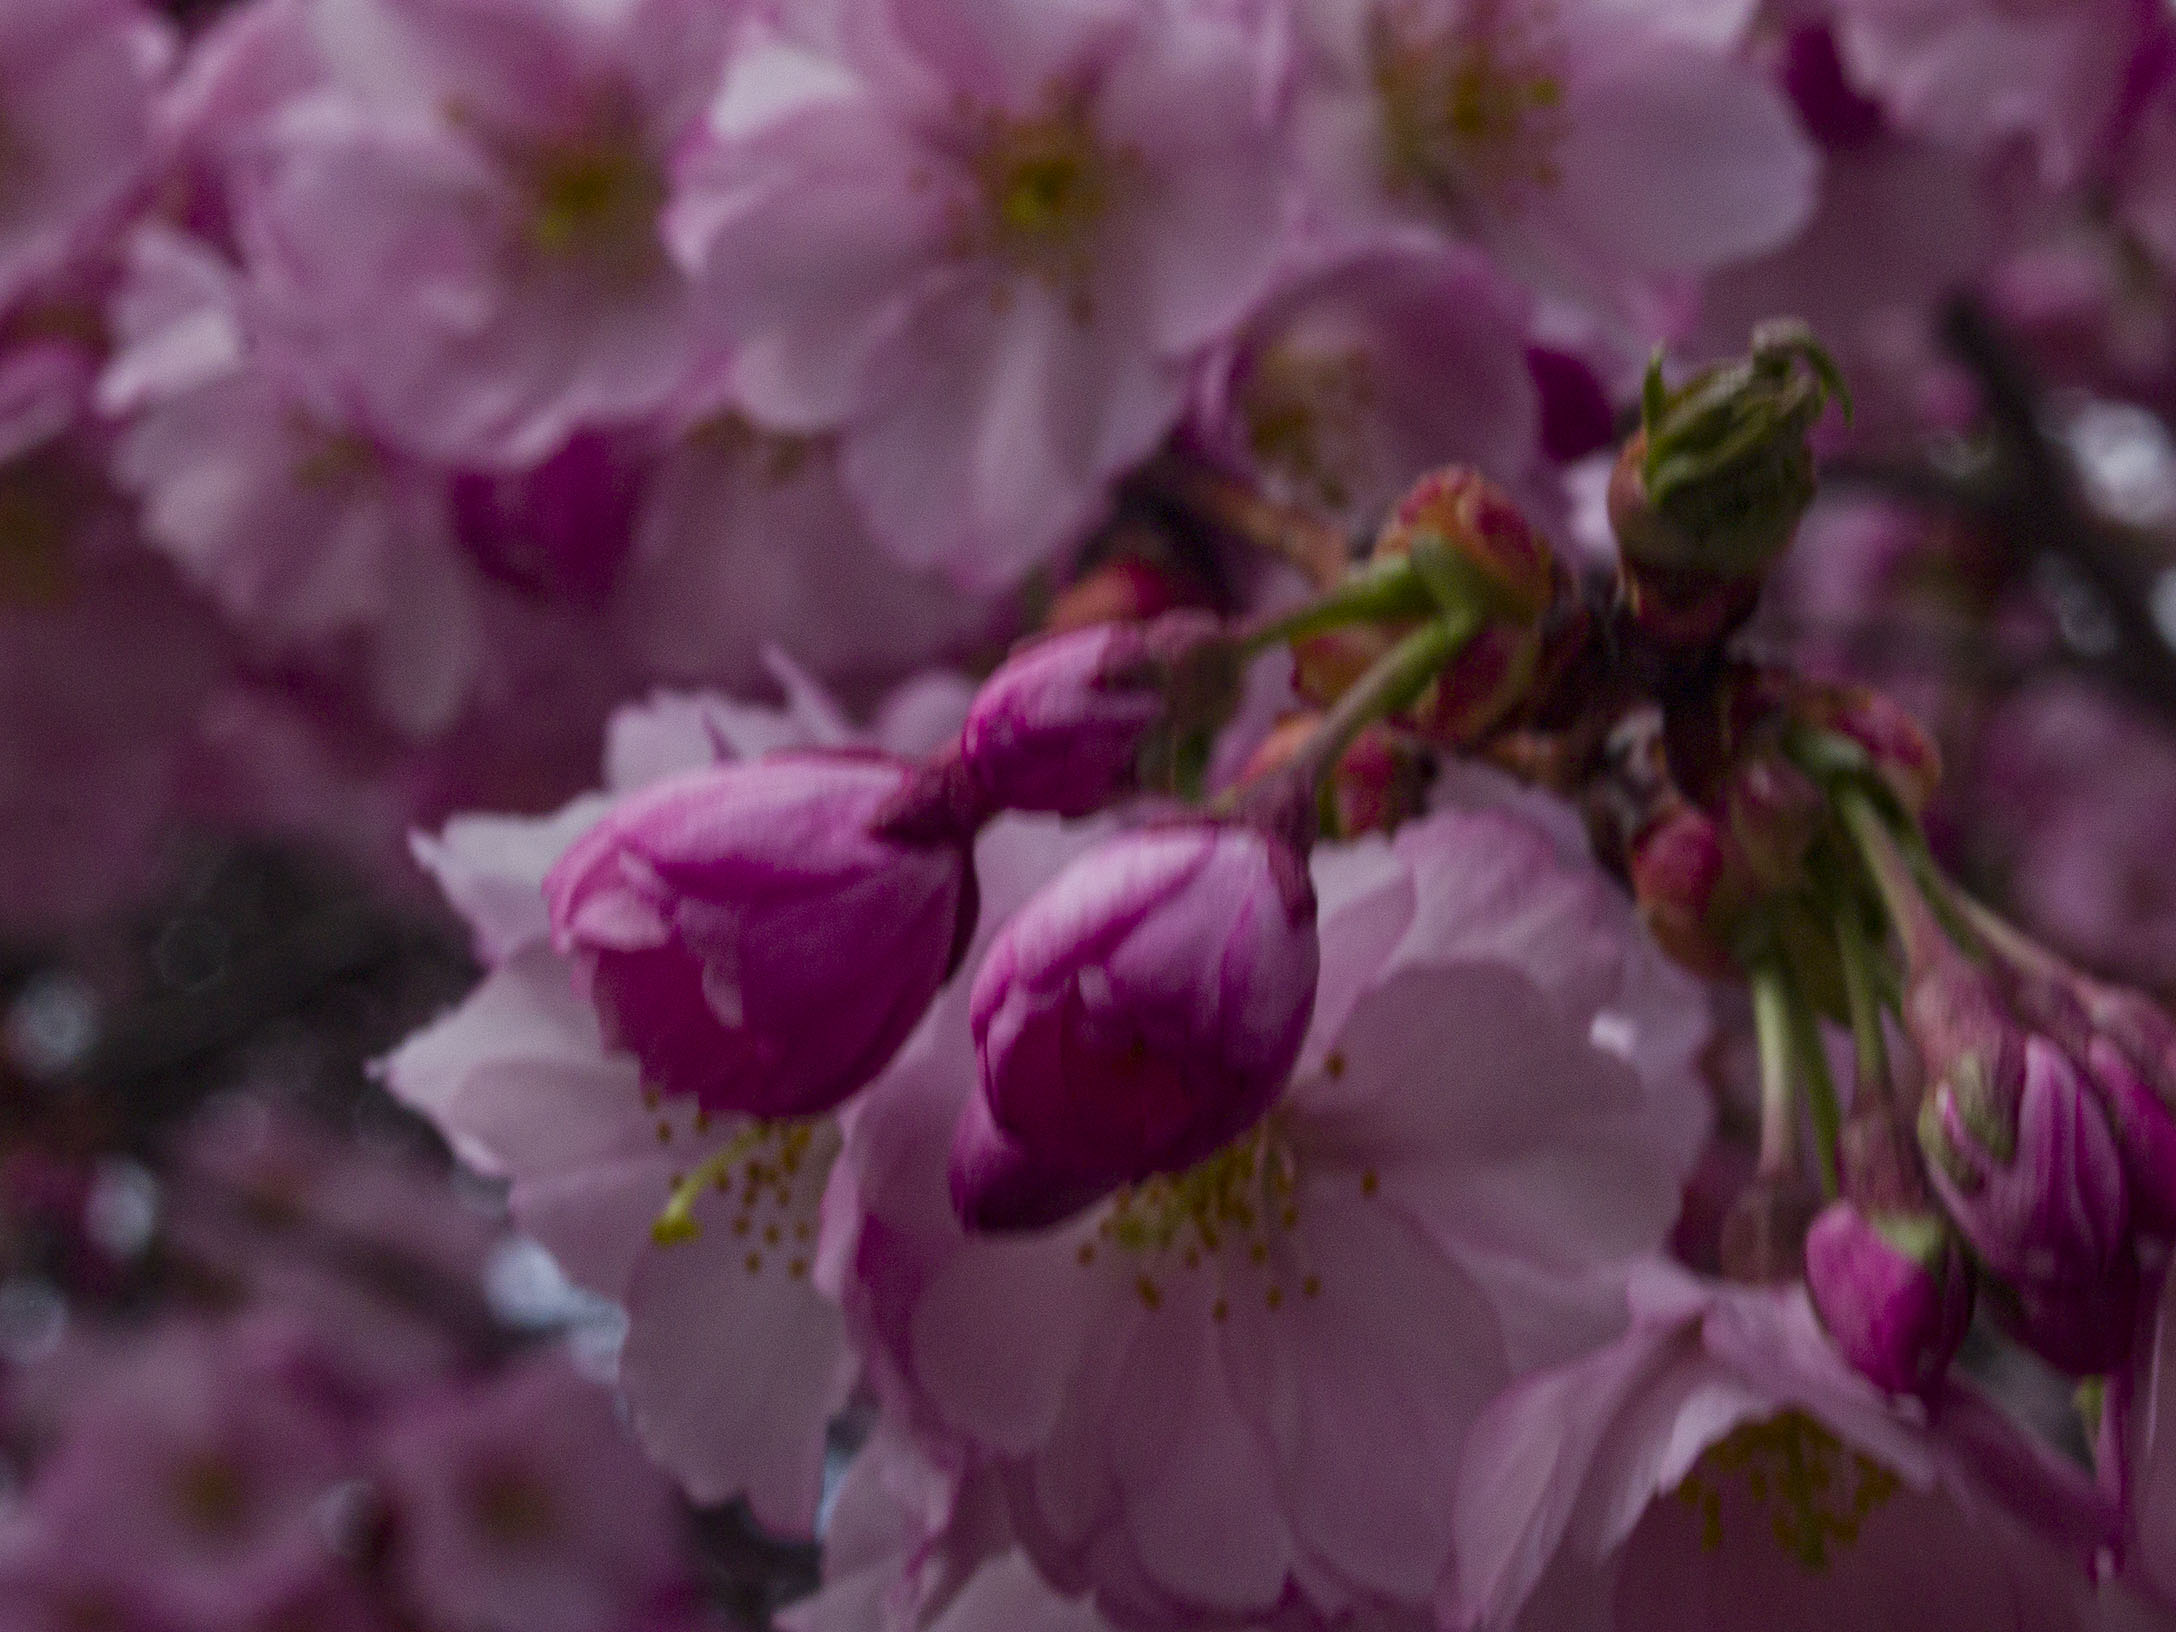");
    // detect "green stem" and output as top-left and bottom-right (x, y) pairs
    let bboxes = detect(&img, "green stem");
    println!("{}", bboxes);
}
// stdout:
(1835, 789), (1945, 969)
(1750, 955), (1798, 1183)
(1780, 960), (1843, 1199)
(1834, 902), (1892, 1110)
(1289, 606), (1483, 787)
(1238, 559), (1437, 653)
